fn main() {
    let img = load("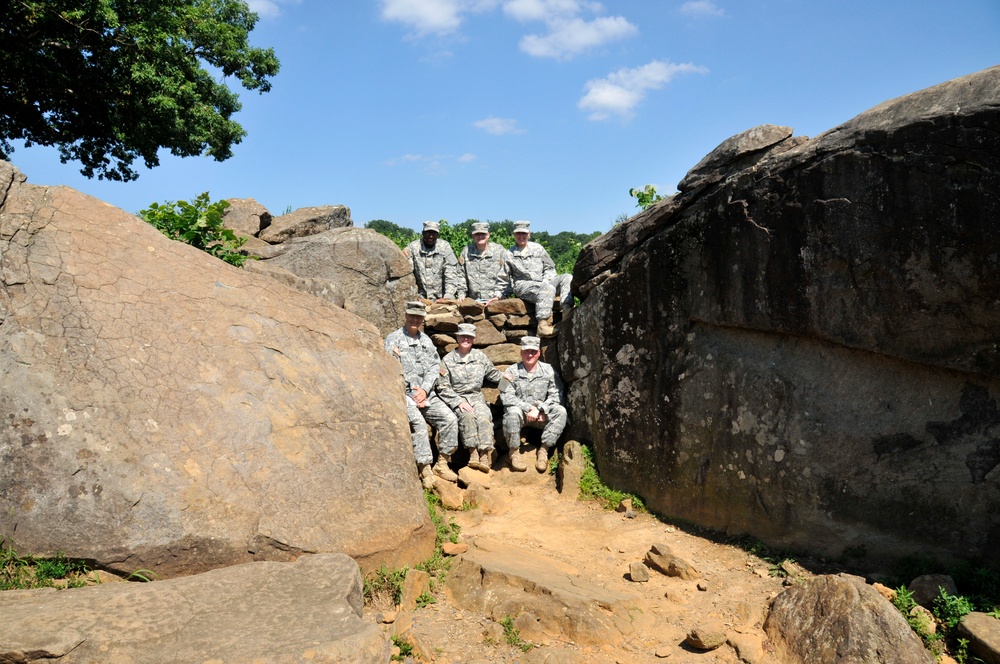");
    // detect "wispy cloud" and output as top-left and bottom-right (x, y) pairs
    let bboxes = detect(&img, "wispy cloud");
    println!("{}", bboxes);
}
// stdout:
(380, 0), (500, 36)
(678, 1), (726, 19)
(519, 16), (637, 59)
(502, 0), (601, 22)
(247, 0), (299, 18)
(473, 116), (526, 135)
(578, 59), (708, 121)
(385, 153), (477, 173)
